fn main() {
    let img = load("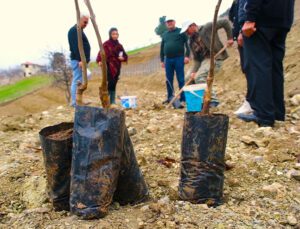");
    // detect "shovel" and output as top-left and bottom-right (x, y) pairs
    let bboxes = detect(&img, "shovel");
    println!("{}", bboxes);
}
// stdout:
(167, 44), (228, 108)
